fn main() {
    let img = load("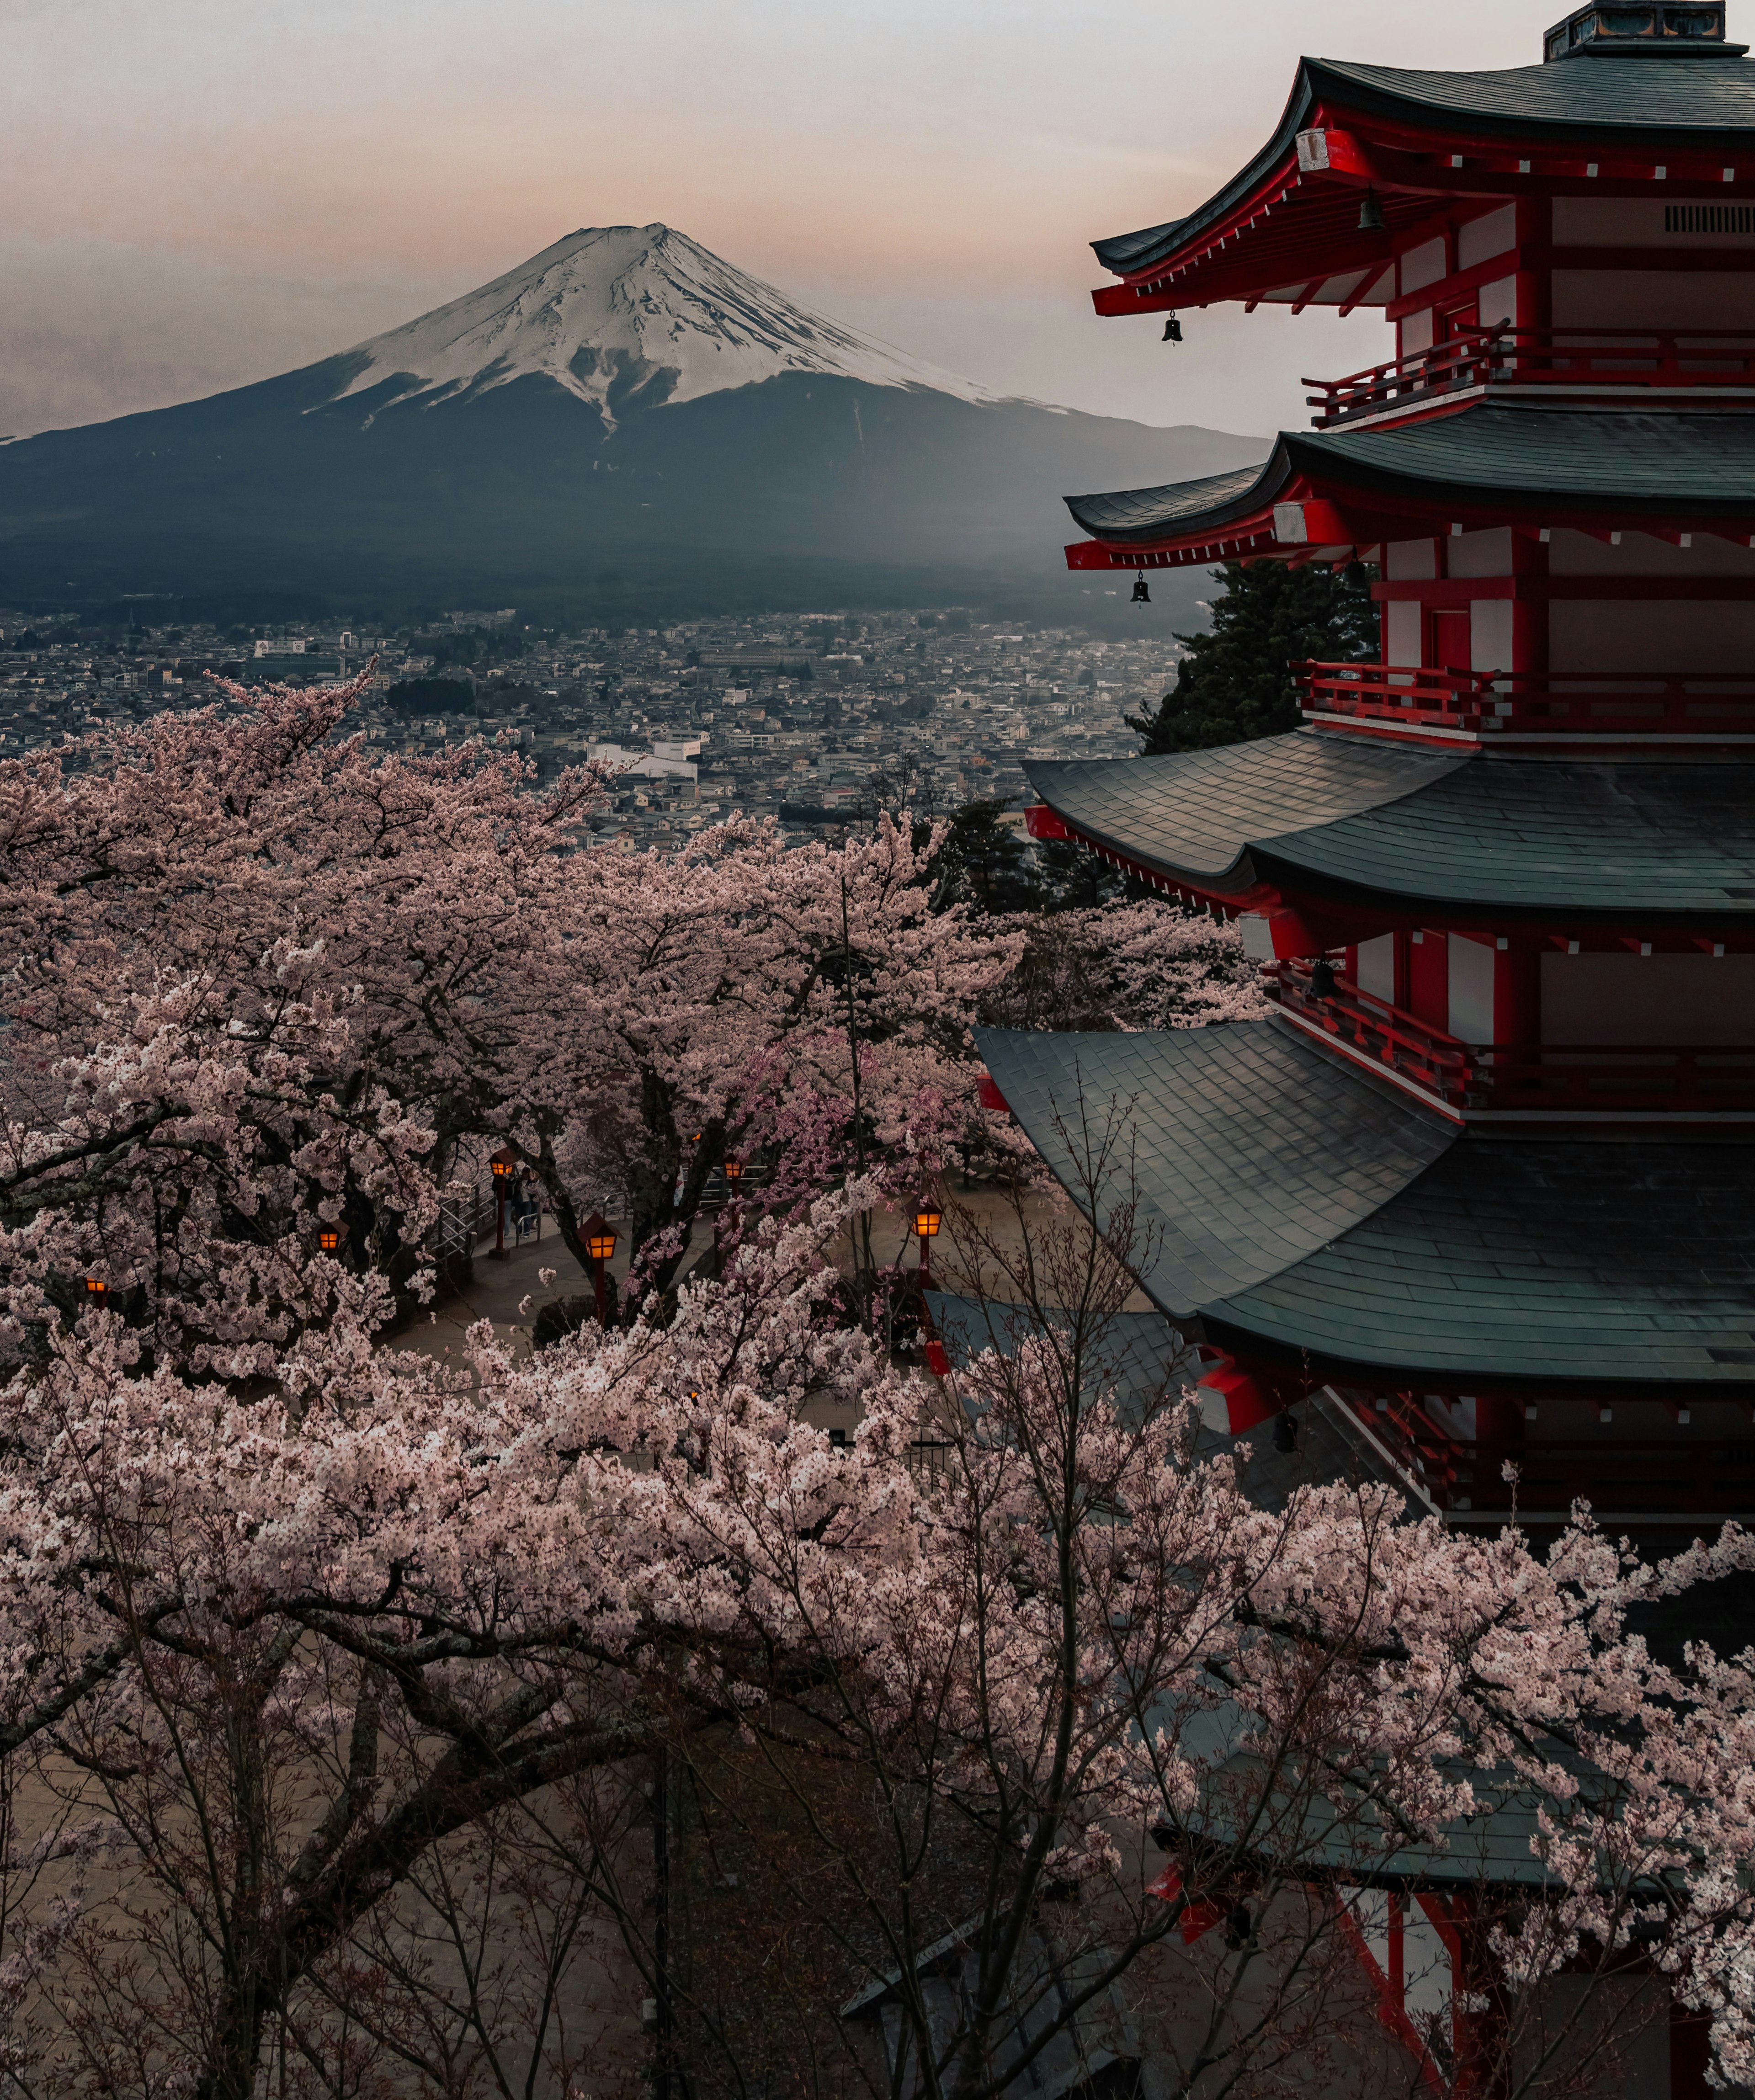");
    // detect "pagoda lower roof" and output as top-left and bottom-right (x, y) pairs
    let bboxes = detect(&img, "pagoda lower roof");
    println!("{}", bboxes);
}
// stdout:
(1067, 405), (1755, 555)
(976, 1022), (1755, 1393)
(1024, 734), (1755, 924)
(1096, 51), (1755, 288)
